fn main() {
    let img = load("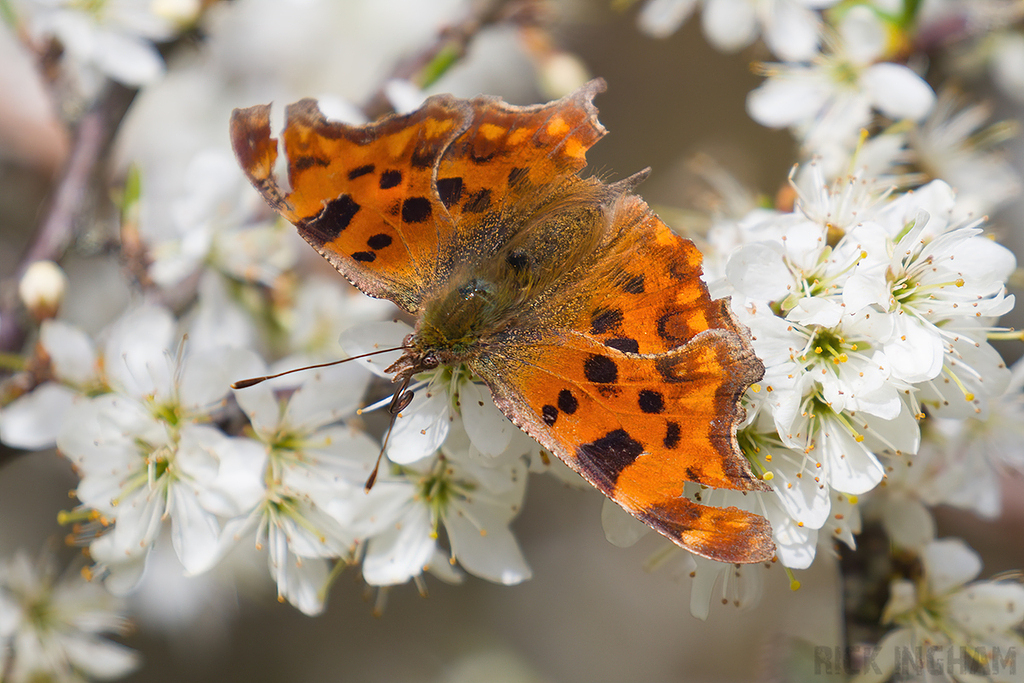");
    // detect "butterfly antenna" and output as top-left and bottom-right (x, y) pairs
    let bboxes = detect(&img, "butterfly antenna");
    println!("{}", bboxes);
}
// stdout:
(364, 373), (416, 492)
(230, 346), (408, 389)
